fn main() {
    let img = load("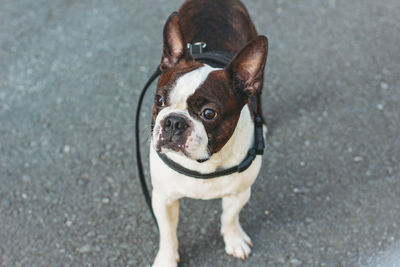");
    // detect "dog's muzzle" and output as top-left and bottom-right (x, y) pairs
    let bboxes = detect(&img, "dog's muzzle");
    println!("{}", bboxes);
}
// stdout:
(163, 115), (188, 141)
(155, 114), (191, 154)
